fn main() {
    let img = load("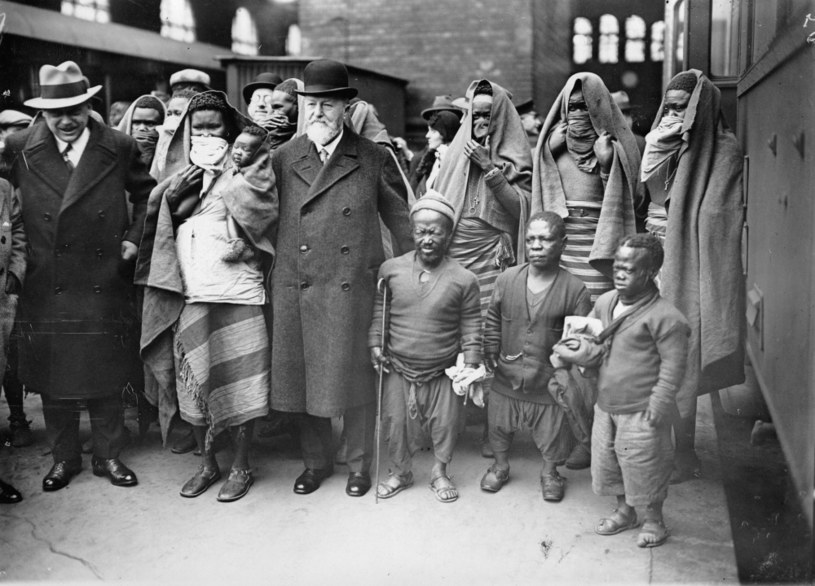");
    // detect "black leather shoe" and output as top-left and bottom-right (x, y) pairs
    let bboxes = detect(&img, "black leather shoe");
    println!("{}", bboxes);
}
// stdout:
(43, 460), (82, 492)
(92, 457), (138, 487)
(0, 479), (23, 503)
(346, 472), (371, 497)
(293, 467), (332, 495)
(170, 431), (197, 455)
